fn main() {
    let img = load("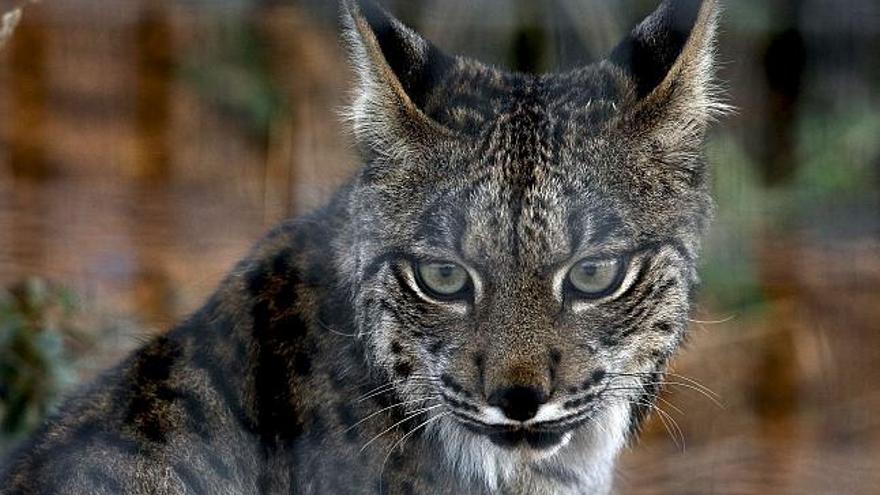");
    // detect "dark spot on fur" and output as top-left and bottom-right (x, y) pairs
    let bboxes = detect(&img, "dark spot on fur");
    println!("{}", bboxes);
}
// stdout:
(390, 341), (403, 354)
(440, 374), (459, 392)
(347, 342), (362, 361)
(272, 248), (294, 274)
(373, 384), (398, 411)
(428, 339), (445, 354)
(249, 257), (307, 446)
(563, 394), (595, 410)
(175, 390), (212, 441)
(304, 260), (326, 287)
(275, 279), (298, 313)
(336, 404), (357, 428)
(441, 373), (472, 399)
(393, 361), (412, 378)
(336, 404), (361, 442)
(474, 352), (486, 396)
(188, 335), (256, 434)
(330, 368), (349, 390)
(124, 335), (183, 443)
(655, 321), (674, 334)
(651, 349), (671, 362)
(307, 410), (328, 441)
(252, 300), (272, 335)
(549, 349), (562, 388)
(246, 265), (270, 296)
(444, 395), (479, 413)
(294, 351), (313, 376)
(580, 368), (606, 391)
